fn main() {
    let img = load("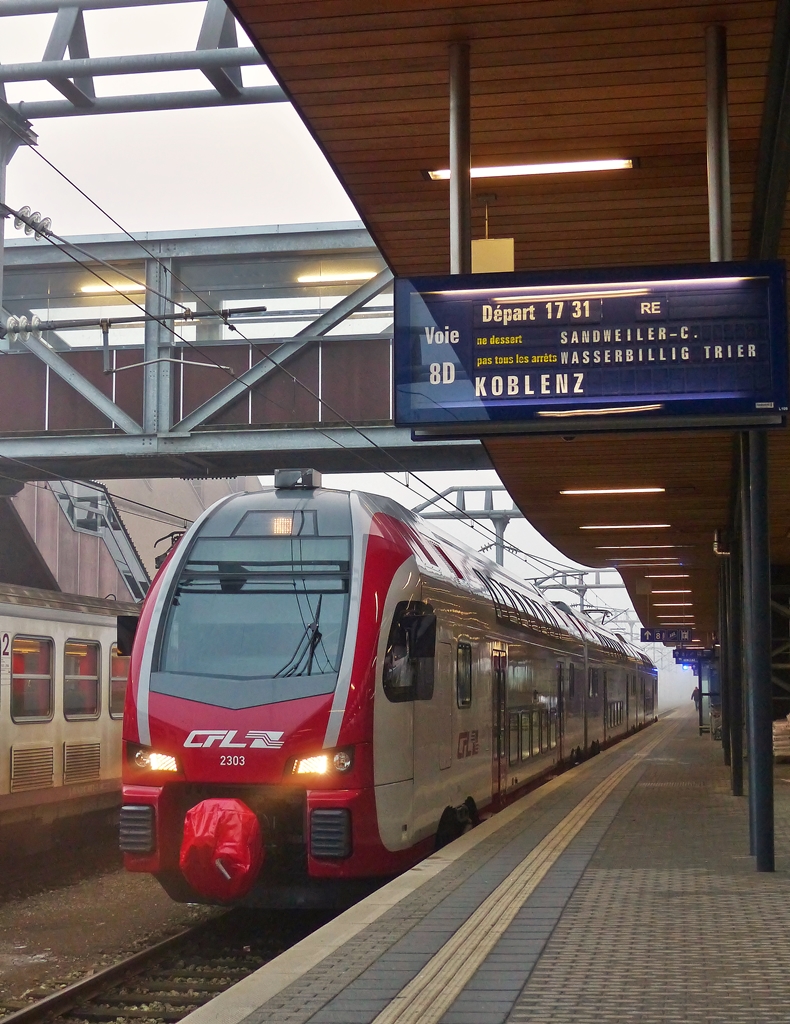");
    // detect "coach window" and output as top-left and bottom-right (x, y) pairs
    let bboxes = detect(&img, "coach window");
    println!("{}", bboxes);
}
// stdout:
(520, 711), (530, 761)
(382, 601), (436, 702)
(509, 712), (519, 766)
(568, 663), (575, 701)
(64, 641), (101, 719)
(588, 667), (599, 699)
(531, 709), (541, 755)
(456, 642), (472, 708)
(110, 645), (130, 719)
(11, 637), (53, 722)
